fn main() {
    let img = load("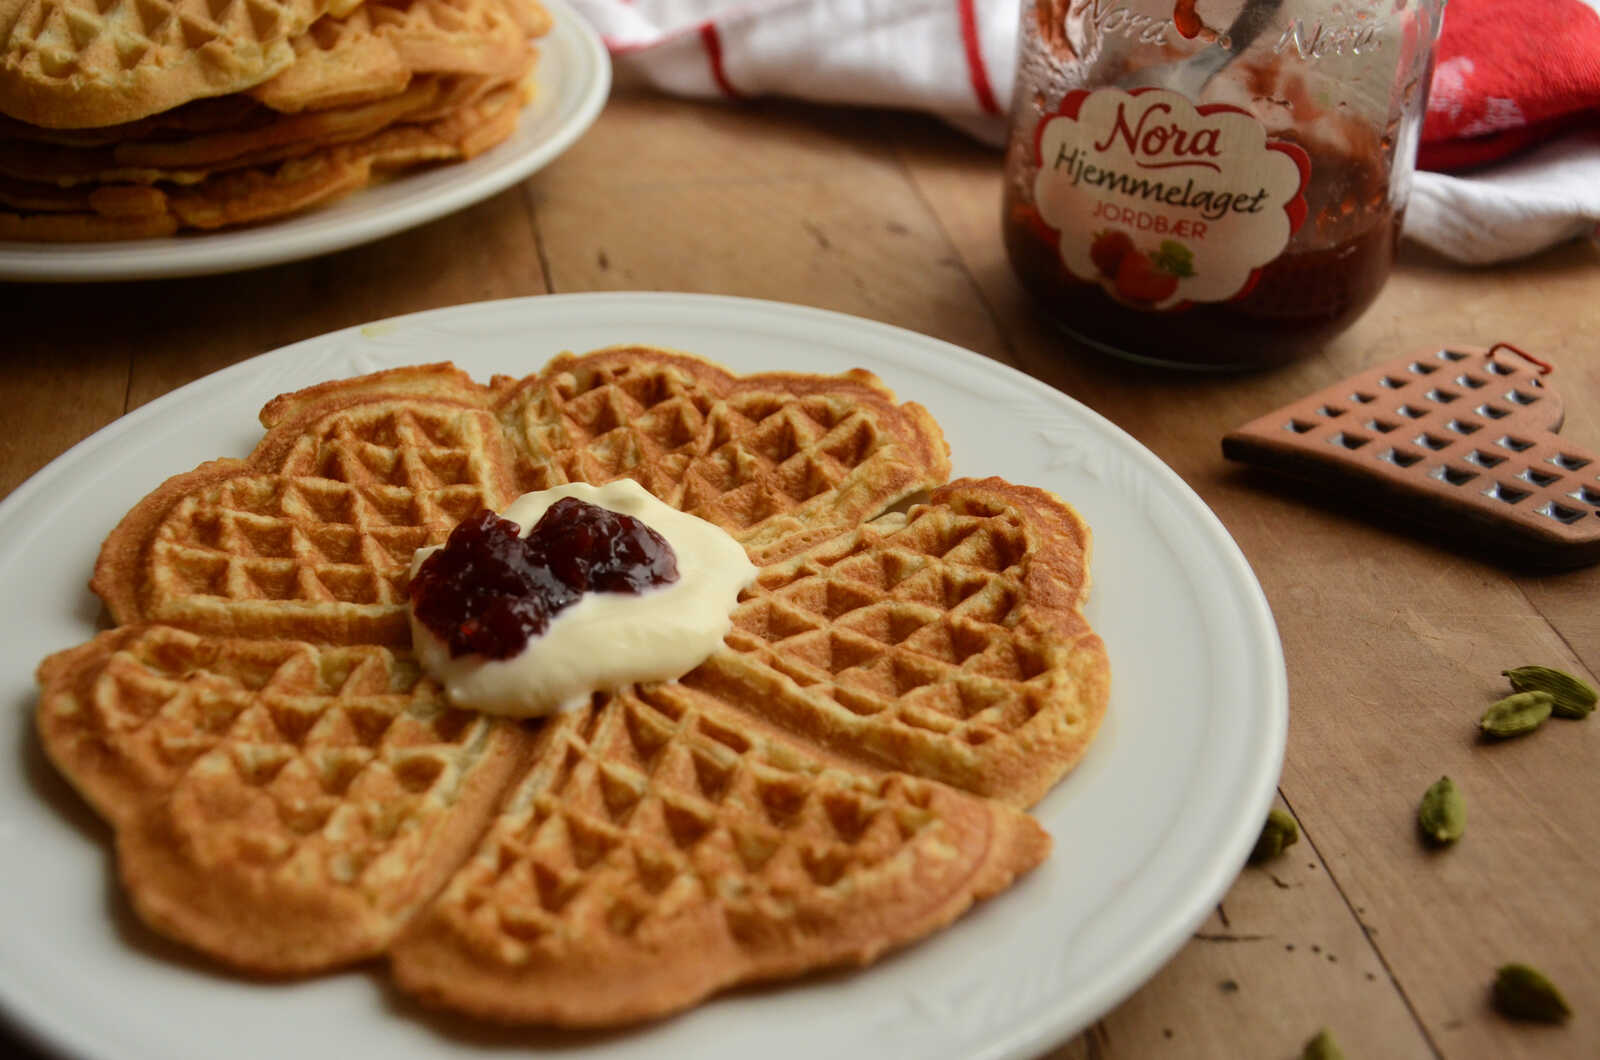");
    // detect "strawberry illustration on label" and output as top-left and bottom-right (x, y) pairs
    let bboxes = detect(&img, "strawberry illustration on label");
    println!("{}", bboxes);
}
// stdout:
(1112, 240), (1195, 305)
(1090, 229), (1136, 278)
